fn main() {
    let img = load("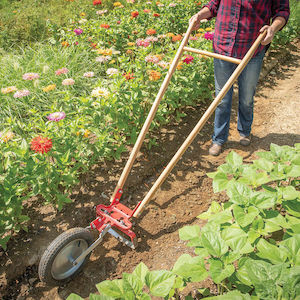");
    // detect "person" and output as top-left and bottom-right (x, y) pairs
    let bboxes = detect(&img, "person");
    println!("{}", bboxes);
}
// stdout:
(189, 0), (290, 156)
